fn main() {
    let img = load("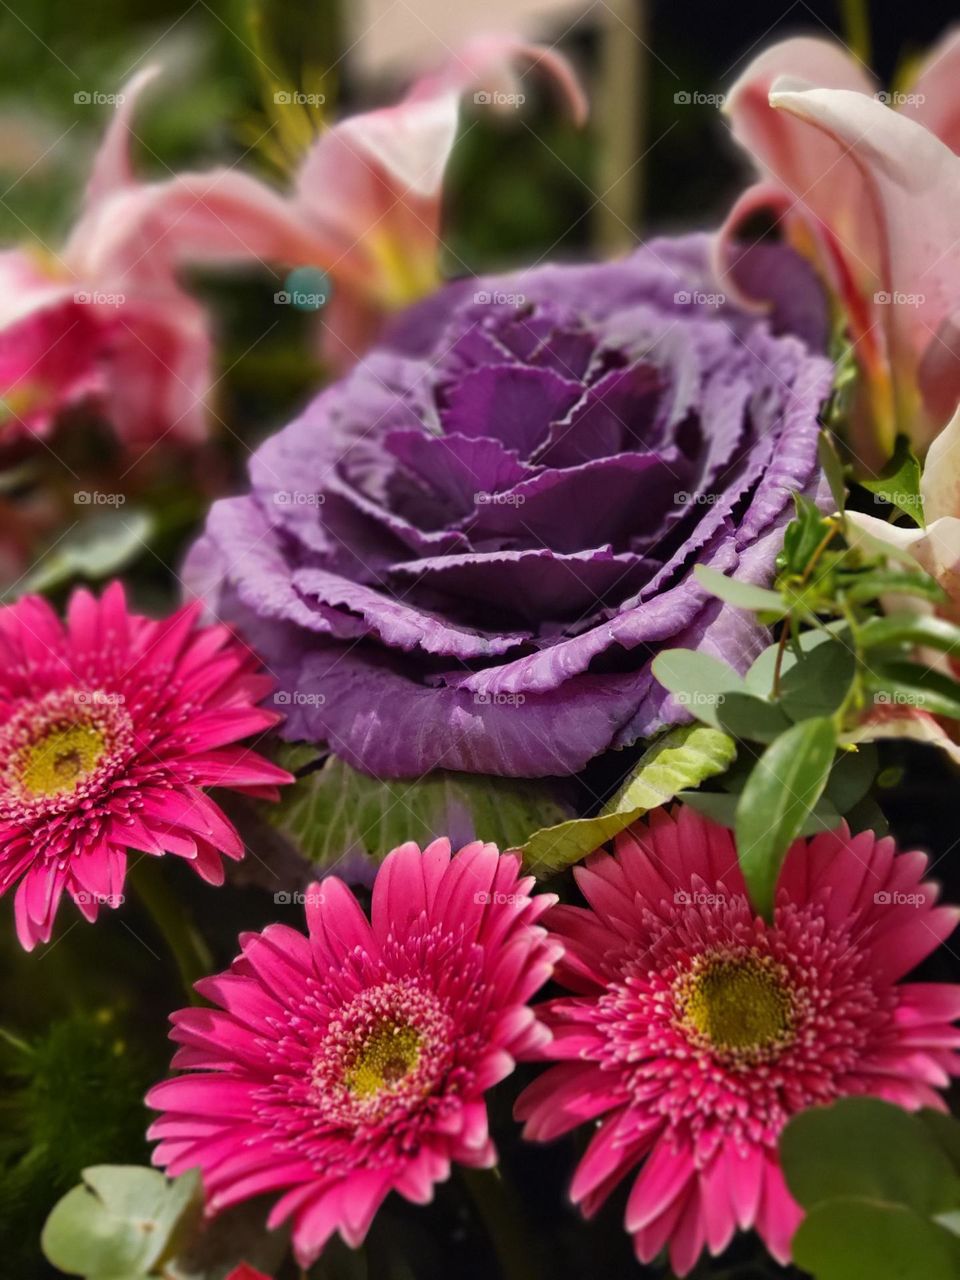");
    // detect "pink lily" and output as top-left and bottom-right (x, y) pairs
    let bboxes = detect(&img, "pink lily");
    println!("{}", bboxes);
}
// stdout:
(0, 68), (226, 447)
(719, 29), (960, 462)
(76, 37), (586, 370)
(2, 40), (585, 446)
